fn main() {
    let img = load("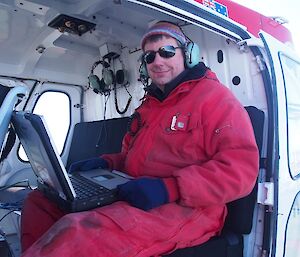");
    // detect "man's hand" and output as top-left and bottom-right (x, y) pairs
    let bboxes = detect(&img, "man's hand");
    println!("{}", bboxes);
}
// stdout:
(68, 157), (108, 173)
(117, 177), (177, 211)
